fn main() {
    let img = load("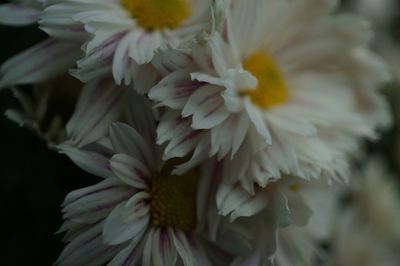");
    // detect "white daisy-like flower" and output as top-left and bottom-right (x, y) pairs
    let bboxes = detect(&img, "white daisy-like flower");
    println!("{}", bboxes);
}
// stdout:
(58, 95), (313, 266)
(57, 99), (243, 266)
(149, 0), (391, 191)
(39, 0), (212, 87)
